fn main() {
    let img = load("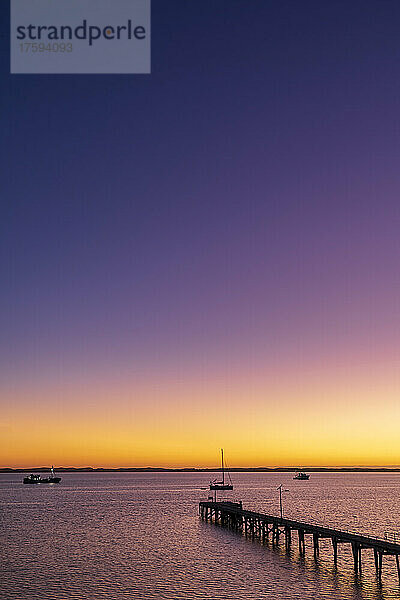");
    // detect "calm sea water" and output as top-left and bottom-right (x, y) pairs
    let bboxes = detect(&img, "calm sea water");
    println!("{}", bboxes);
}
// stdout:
(1, 472), (400, 600)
